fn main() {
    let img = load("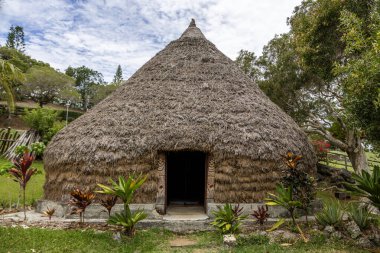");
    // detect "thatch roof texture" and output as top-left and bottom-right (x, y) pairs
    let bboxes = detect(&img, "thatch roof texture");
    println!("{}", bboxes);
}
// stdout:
(44, 20), (316, 201)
